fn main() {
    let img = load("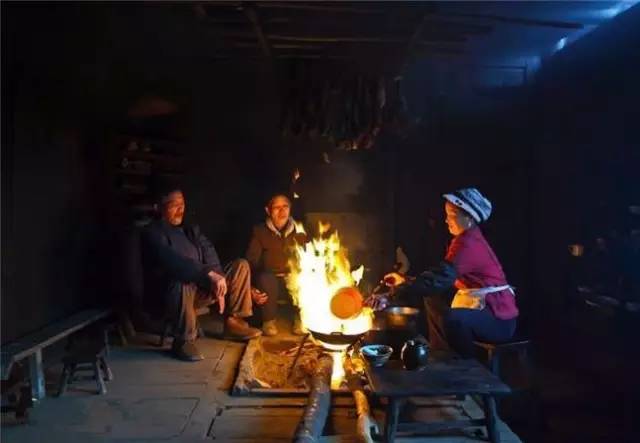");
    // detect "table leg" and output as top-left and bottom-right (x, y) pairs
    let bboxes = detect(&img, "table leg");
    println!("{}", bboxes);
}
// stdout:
(483, 395), (499, 443)
(28, 350), (46, 401)
(385, 398), (400, 443)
